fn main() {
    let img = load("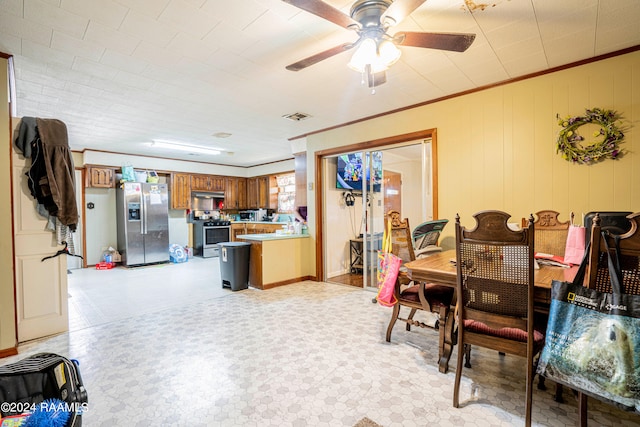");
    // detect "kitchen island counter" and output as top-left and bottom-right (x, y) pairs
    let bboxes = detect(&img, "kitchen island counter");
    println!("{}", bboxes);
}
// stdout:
(236, 233), (313, 289)
(236, 233), (309, 241)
